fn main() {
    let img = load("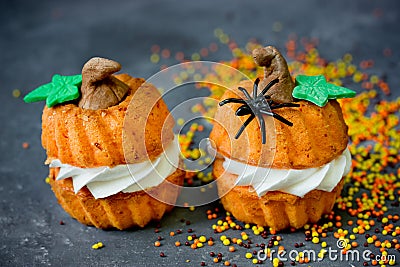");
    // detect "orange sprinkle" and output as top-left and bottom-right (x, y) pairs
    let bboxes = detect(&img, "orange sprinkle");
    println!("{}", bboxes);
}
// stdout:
(161, 49), (170, 58)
